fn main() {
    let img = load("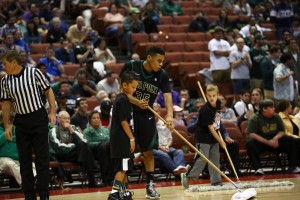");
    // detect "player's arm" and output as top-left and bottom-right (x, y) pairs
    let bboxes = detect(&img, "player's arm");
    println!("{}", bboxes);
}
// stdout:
(121, 120), (135, 152)
(163, 92), (174, 128)
(127, 94), (148, 109)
